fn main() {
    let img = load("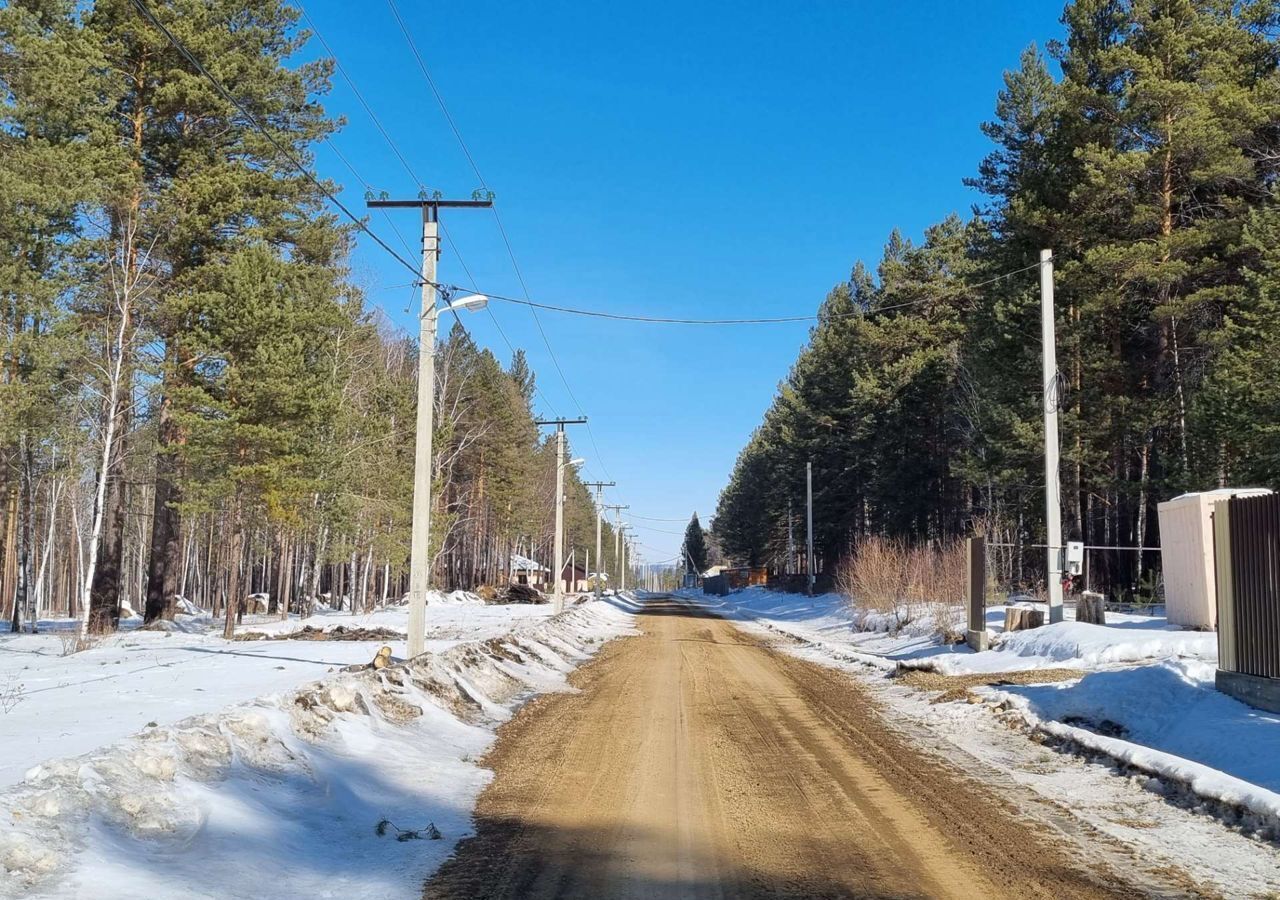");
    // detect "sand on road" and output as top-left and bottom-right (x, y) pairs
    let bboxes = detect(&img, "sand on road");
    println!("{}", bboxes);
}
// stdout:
(424, 599), (1160, 899)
